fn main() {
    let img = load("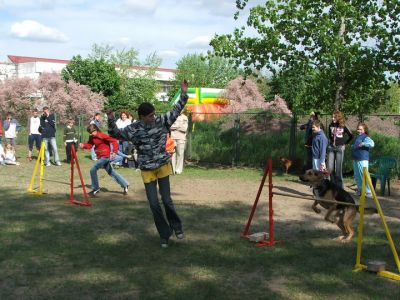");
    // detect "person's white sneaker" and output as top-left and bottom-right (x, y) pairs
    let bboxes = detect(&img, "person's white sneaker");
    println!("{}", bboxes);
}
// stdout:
(123, 186), (129, 195)
(56, 162), (62, 166)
